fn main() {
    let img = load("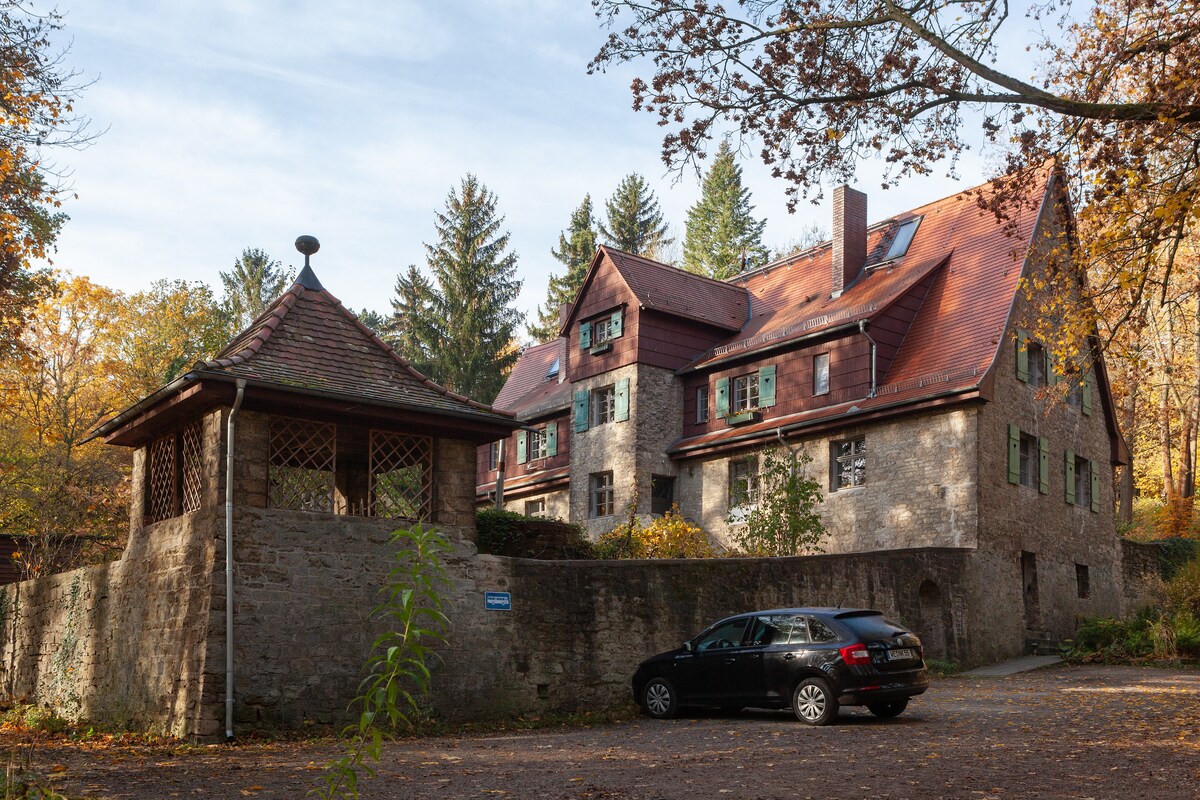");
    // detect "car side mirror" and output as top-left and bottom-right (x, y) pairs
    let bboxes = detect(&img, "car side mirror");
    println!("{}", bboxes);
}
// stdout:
(683, 641), (694, 652)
